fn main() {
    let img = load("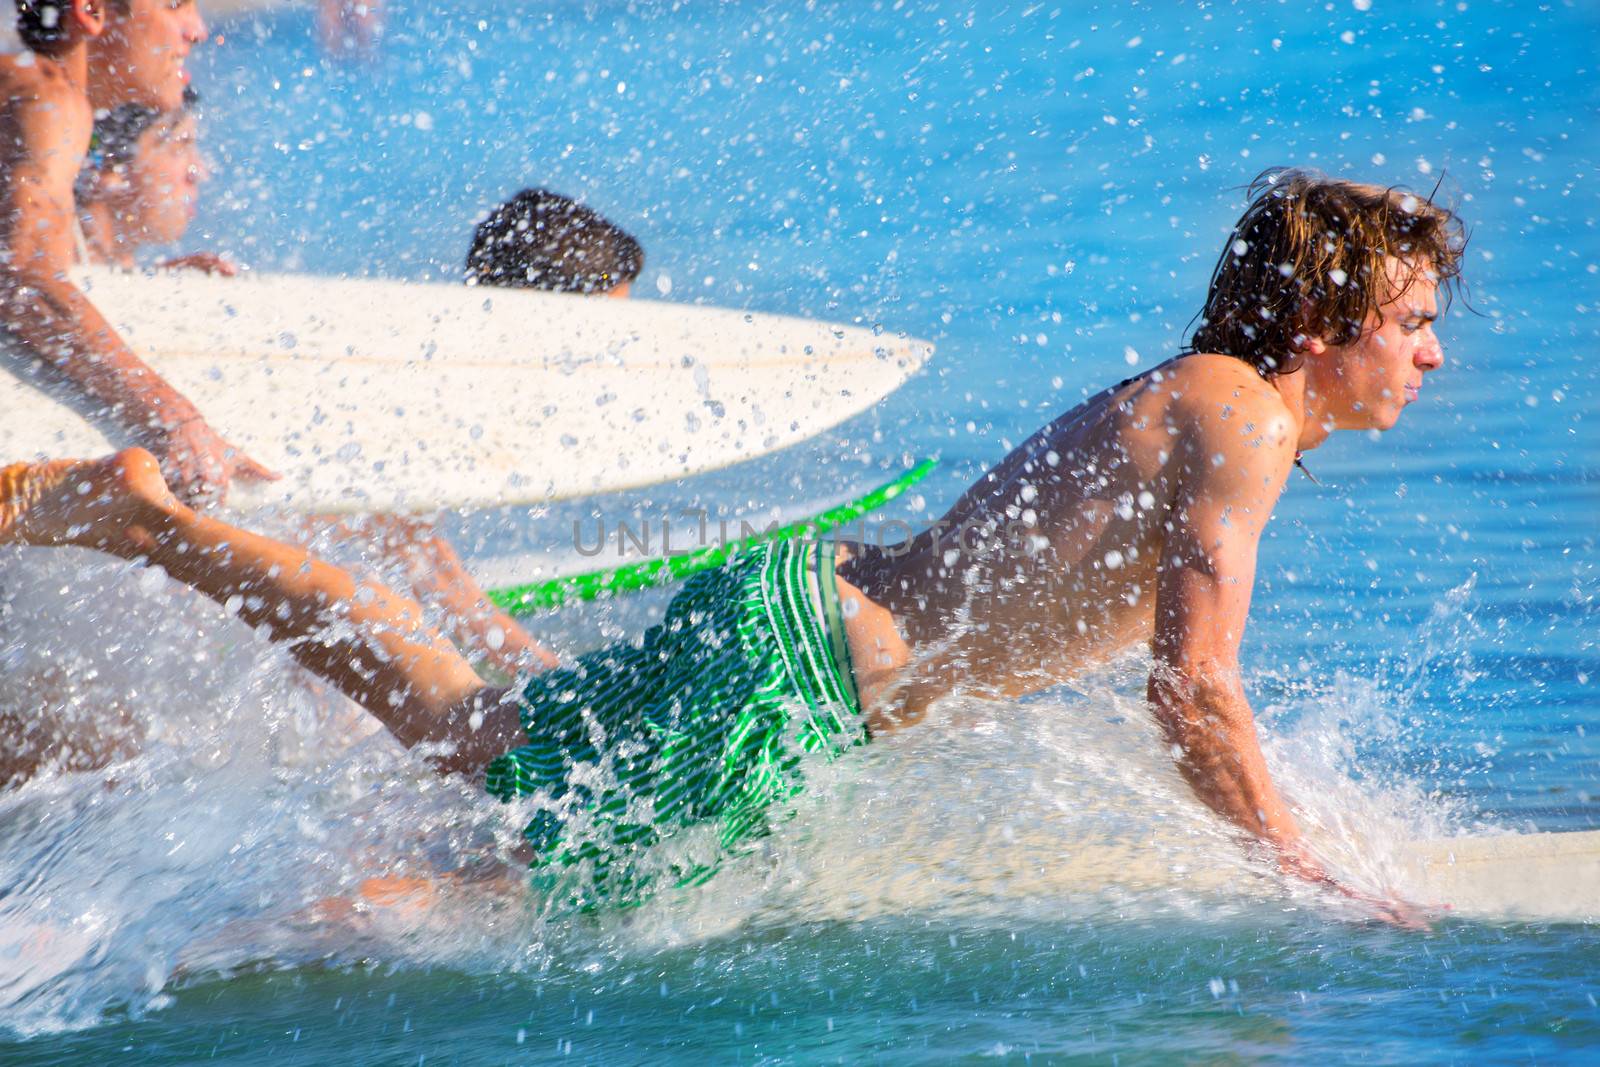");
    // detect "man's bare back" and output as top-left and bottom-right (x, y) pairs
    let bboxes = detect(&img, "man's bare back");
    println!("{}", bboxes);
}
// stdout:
(844, 353), (1295, 714)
